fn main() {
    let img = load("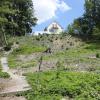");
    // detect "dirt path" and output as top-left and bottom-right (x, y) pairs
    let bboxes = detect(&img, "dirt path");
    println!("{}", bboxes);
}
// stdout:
(0, 57), (31, 100)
